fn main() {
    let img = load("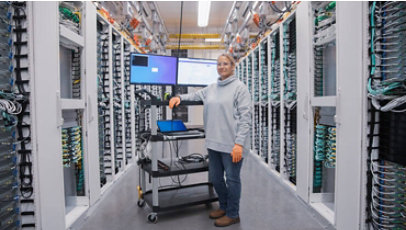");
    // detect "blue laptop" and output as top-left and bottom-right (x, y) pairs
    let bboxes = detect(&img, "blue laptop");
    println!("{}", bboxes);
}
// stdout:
(157, 120), (187, 133)
(157, 120), (203, 137)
